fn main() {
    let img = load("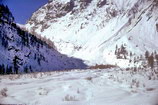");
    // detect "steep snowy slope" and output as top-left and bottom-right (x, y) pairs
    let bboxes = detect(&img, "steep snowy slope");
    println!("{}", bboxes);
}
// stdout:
(25, 0), (158, 66)
(0, 4), (86, 74)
